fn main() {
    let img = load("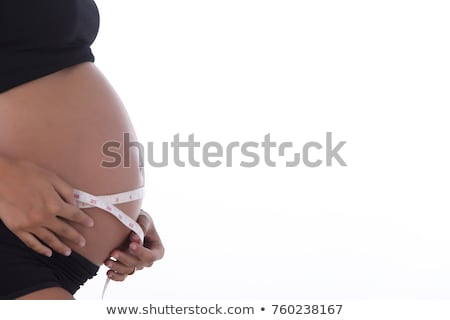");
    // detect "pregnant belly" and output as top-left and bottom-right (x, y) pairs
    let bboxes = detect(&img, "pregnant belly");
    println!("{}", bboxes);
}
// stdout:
(0, 62), (144, 266)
